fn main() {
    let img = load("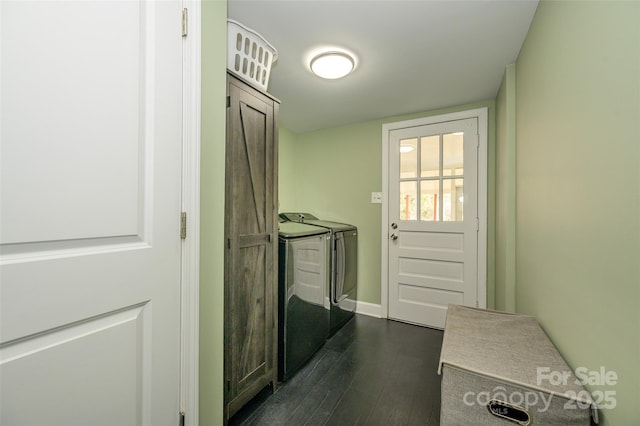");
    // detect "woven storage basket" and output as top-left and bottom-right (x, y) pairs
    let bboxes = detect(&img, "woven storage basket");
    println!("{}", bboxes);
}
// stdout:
(227, 19), (278, 92)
